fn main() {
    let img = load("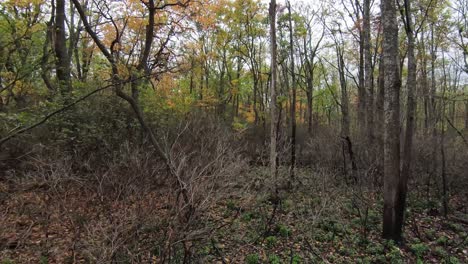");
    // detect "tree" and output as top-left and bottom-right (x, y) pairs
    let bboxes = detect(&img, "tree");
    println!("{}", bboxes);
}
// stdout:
(453, 0), (468, 73)
(269, 0), (278, 178)
(70, 0), (190, 159)
(300, 7), (325, 135)
(342, 0), (366, 136)
(381, 0), (403, 241)
(363, 0), (374, 143)
(287, 0), (296, 181)
(53, 0), (72, 97)
(398, 0), (417, 240)
(330, 25), (350, 139)
(0, 0), (47, 108)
